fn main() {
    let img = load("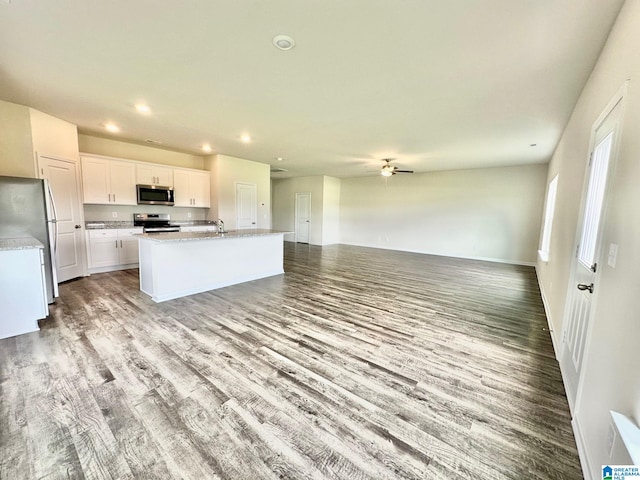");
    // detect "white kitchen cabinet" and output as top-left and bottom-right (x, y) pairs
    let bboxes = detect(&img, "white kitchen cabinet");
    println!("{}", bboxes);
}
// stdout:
(87, 228), (143, 272)
(173, 169), (210, 208)
(81, 155), (137, 205)
(181, 225), (218, 233)
(0, 247), (48, 339)
(136, 164), (174, 187)
(118, 229), (141, 264)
